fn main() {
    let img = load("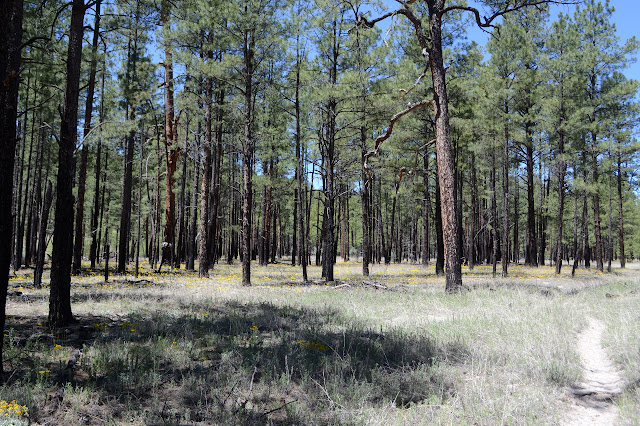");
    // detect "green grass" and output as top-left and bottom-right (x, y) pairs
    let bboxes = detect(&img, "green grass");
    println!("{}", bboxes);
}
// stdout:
(3, 261), (640, 424)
